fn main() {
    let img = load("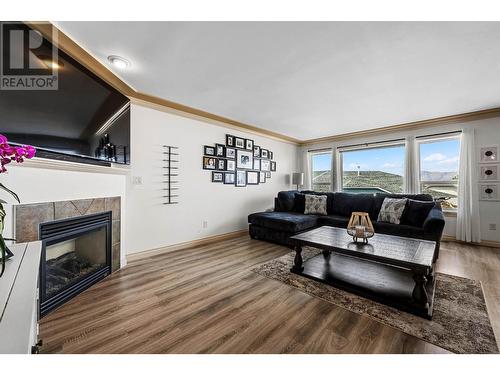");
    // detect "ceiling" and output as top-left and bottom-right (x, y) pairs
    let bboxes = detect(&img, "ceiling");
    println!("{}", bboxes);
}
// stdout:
(56, 22), (500, 141)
